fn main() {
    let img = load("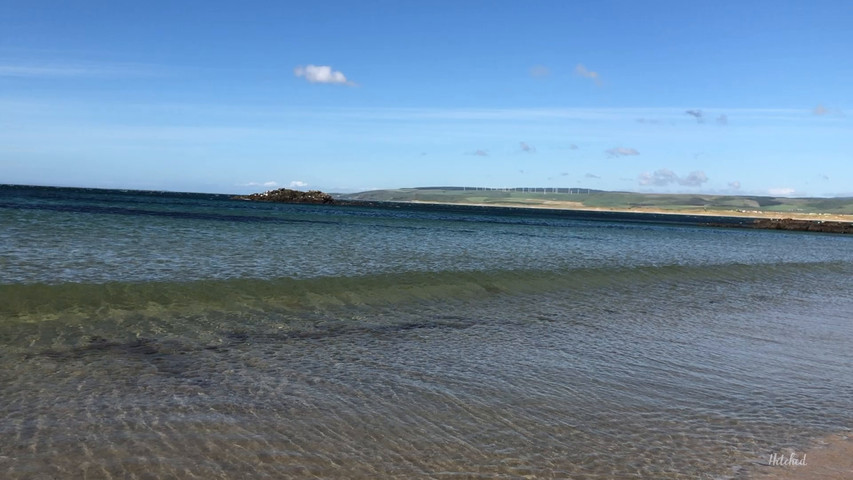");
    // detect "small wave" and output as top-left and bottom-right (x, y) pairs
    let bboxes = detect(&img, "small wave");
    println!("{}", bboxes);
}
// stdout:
(2, 261), (848, 322)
